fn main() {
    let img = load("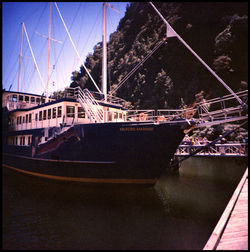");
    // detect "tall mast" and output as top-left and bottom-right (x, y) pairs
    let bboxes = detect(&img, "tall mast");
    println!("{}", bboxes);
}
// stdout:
(102, 2), (107, 103)
(46, 2), (52, 102)
(18, 22), (24, 92)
